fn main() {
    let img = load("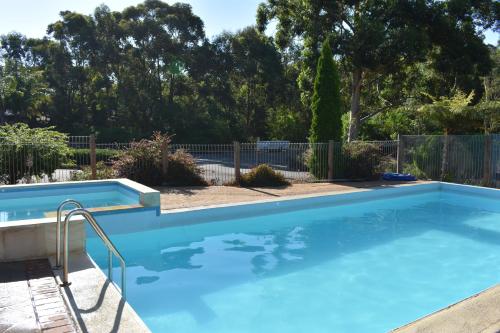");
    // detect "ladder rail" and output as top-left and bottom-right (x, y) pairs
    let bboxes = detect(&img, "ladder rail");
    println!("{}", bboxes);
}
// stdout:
(61, 208), (126, 299)
(55, 199), (83, 268)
